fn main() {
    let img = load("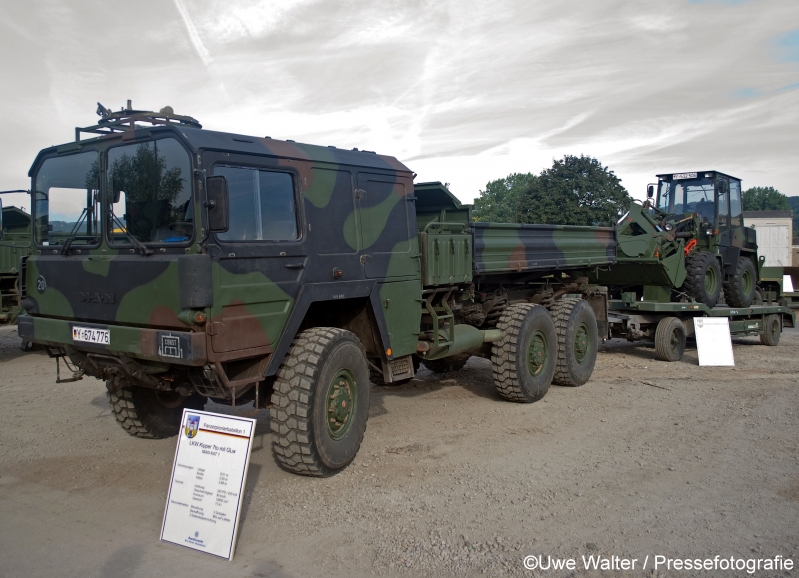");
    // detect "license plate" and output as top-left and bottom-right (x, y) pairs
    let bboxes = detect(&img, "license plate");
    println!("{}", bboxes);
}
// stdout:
(72, 326), (110, 345)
